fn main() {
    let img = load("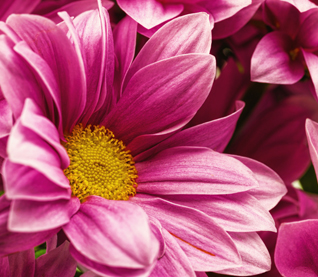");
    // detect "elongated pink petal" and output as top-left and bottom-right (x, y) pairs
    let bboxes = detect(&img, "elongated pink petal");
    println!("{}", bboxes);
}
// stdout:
(123, 13), (211, 89)
(13, 41), (63, 136)
(0, 100), (12, 138)
(63, 196), (159, 269)
(8, 197), (80, 232)
(150, 228), (196, 277)
(275, 220), (318, 277)
(3, 160), (70, 201)
(41, 0), (114, 23)
(251, 31), (304, 84)
(297, 9), (318, 51)
(103, 54), (215, 145)
(302, 50), (318, 98)
(161, 194), (276, 232)
(5, 99), (69, 189)
(35, 241), (77, 277)
(8, 249), (35, 277)
(0, 35), (50, 120)
(113, 16), (137, 98)
(216, 232), (271, 276)
(231, 155), (287, 210)
(133, 195), (241, 271)
(136, 147), (258, 195)
(134, 101), (244, 161)
(117, 0), (183, 29)
(84, 5), (116, 124)
(7, 14), (86, 132)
